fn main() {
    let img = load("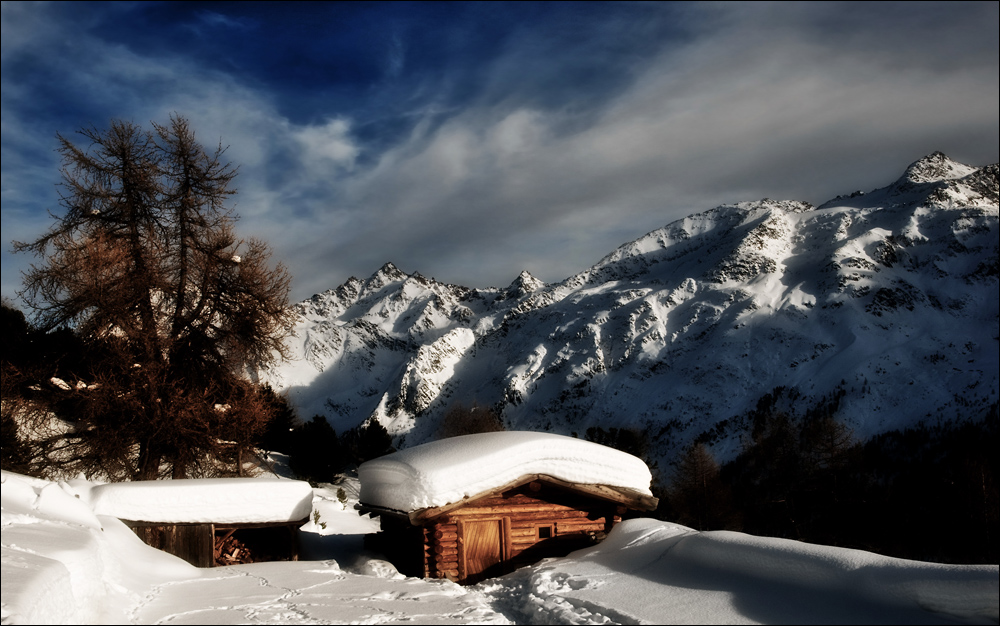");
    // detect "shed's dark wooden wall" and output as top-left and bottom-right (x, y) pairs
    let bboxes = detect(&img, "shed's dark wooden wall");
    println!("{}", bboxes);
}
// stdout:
(127, 523), (216, 567)
(124, 519), (306, 567)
